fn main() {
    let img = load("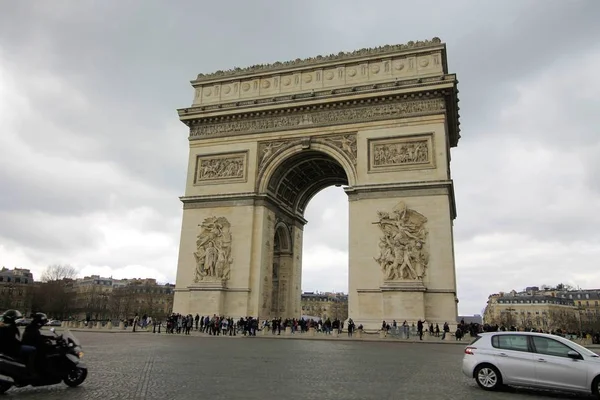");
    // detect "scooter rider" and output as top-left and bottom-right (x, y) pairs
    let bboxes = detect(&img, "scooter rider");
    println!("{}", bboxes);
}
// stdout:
(0, 310), (23, 358)
(0, 310), (37, 375)
(21, 313), (50, 375)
